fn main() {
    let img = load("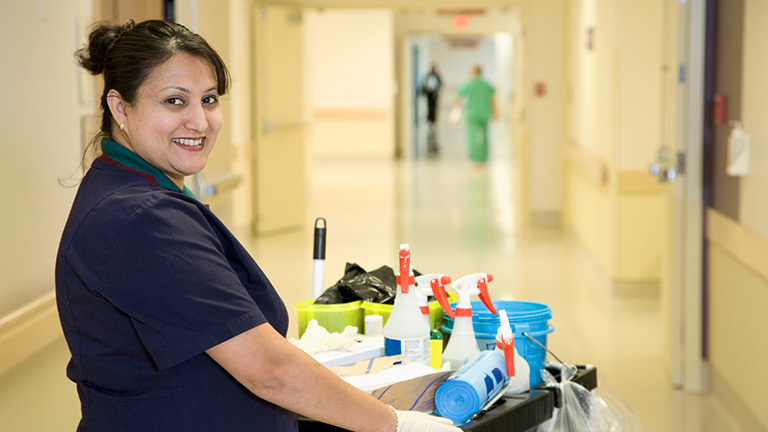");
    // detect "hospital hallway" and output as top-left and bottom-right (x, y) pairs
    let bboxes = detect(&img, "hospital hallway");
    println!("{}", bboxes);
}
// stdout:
(5, 2), (768, 430)
(0, 112), (741, 431)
